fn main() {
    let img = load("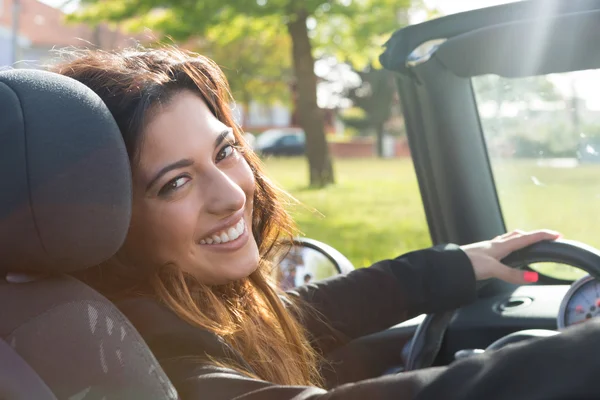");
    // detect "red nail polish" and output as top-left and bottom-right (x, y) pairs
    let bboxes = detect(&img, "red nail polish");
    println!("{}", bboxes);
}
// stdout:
(524, 271), (539, 283)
